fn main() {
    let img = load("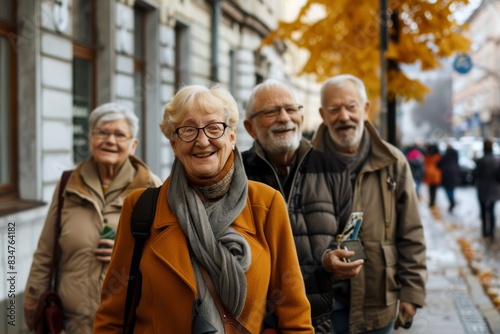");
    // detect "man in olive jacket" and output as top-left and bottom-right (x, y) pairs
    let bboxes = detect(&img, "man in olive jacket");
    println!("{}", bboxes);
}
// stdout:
(313, 74), (427, 333)
(242, 79), (353, 333)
